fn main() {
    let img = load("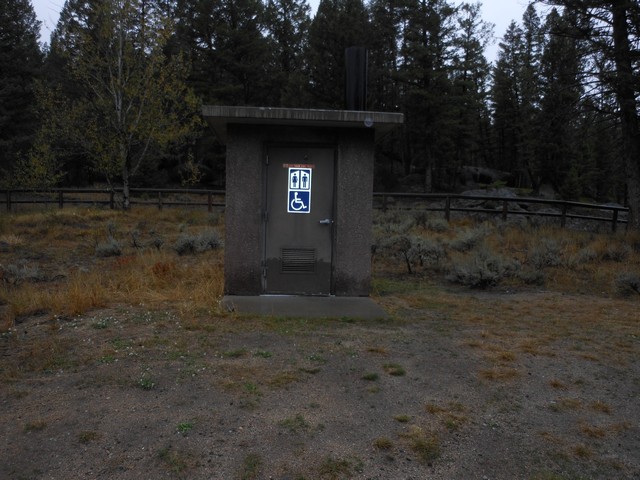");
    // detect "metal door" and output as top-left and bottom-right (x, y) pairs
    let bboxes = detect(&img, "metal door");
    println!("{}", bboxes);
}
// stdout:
(264, 146), (335, 295)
